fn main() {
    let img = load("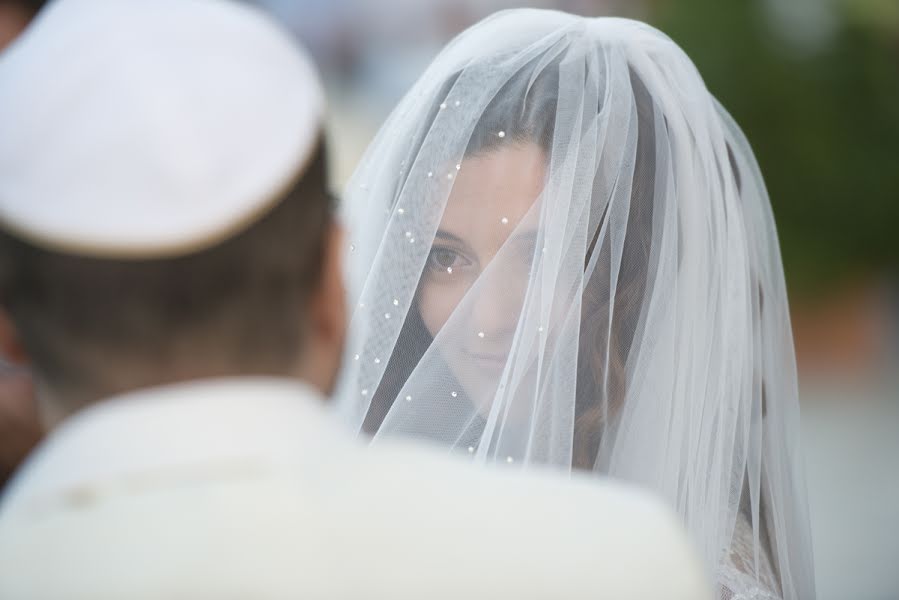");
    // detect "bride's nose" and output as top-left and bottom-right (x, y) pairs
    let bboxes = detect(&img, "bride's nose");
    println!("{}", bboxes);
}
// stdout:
(467, 265), (528, 339)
